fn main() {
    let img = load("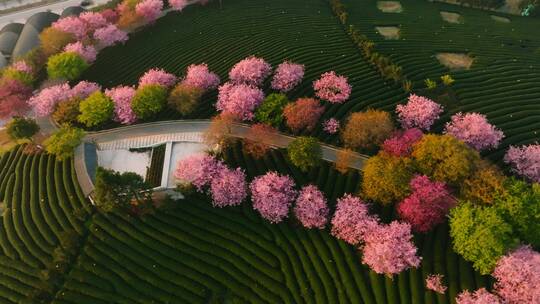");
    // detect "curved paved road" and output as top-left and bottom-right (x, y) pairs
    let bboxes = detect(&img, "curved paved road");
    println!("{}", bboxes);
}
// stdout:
(75, 120), (370, 196)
